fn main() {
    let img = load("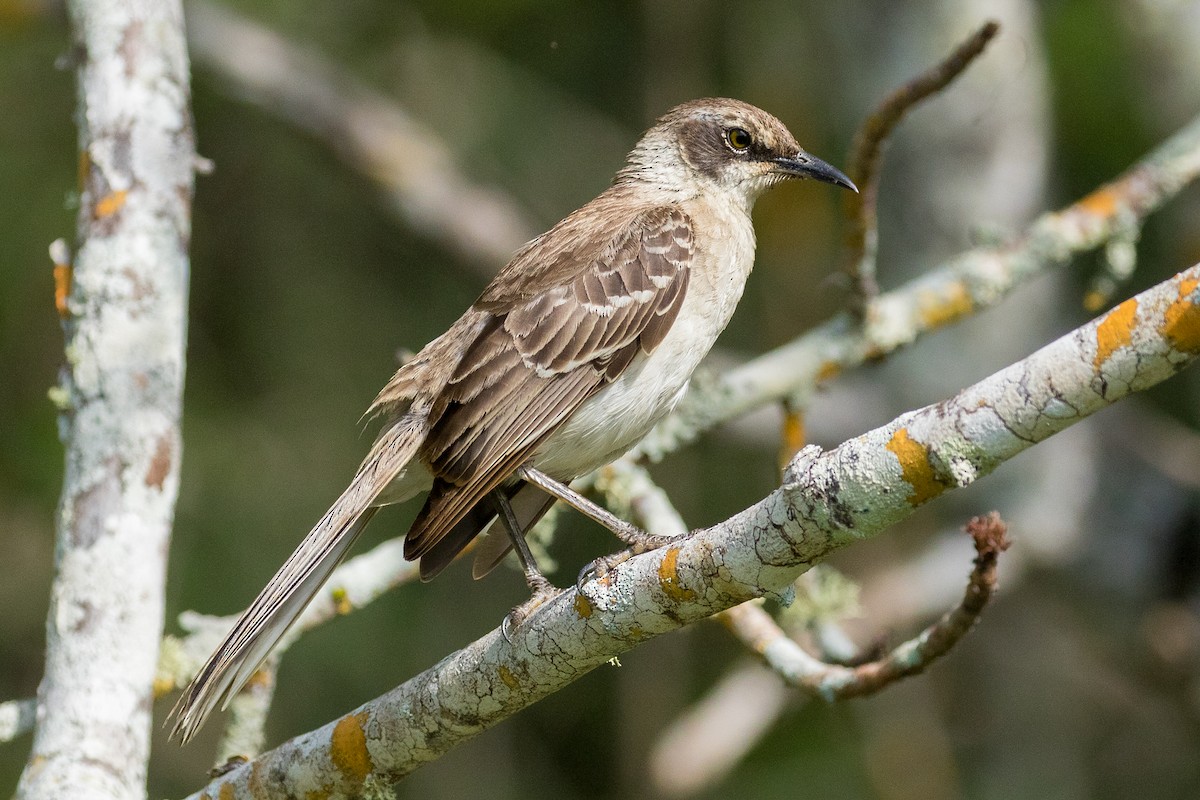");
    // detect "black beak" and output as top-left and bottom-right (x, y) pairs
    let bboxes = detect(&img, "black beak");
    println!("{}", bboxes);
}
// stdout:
(772, 152), (858, 192)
